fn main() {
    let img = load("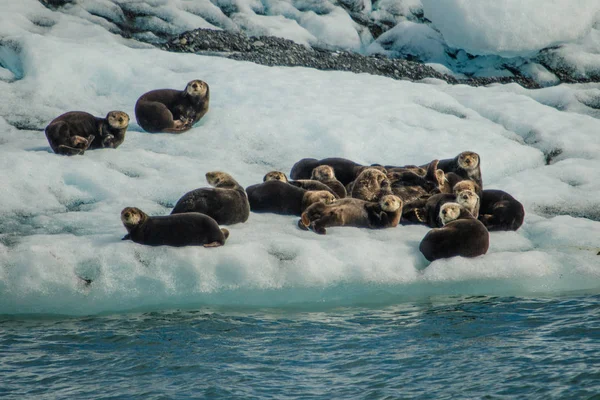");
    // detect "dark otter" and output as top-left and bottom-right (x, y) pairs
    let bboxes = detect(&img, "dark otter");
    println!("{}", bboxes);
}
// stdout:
(246, 180), (336, 216)
(478, 189), (525, 231)
(121, 207), (228, 247)
(135, 79), (209, 133)
(171, 171), (249, 225)
(290, 157), (365, 186)
(419, 203), (489, 261)
(45, 110), (129, 155)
